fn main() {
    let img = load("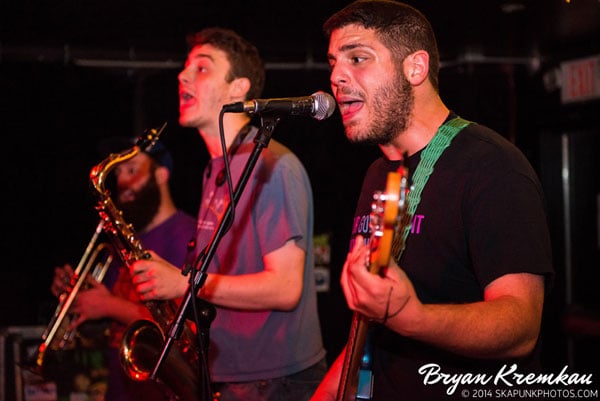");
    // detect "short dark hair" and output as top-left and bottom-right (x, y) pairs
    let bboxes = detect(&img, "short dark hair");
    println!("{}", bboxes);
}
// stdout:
(186, 27), (266, 100)
(323, 0), (440, 91)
